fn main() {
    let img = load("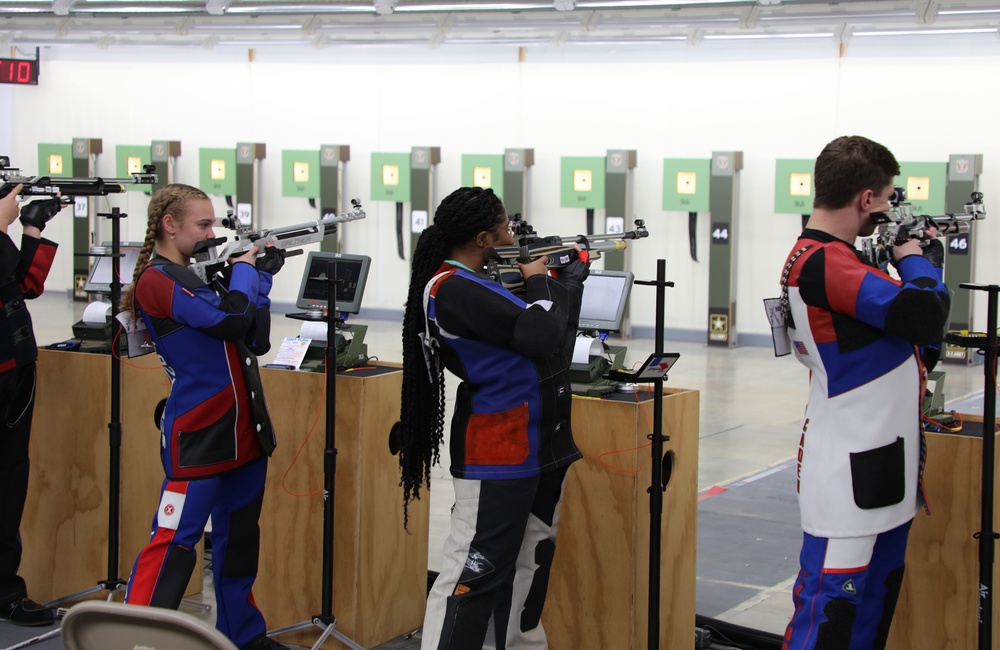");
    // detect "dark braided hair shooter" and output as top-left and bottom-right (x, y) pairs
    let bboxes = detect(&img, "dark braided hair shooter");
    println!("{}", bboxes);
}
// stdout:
(398, 187), (507, 526)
